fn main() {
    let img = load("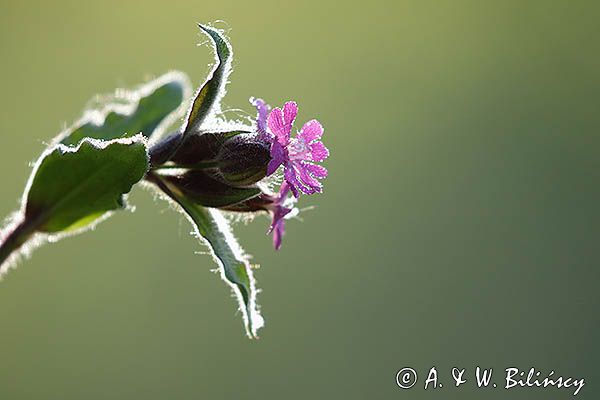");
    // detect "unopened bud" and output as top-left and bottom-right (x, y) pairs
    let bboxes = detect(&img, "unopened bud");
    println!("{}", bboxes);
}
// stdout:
(162, 170), (261, 208)
(215, 134), (270, 187)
